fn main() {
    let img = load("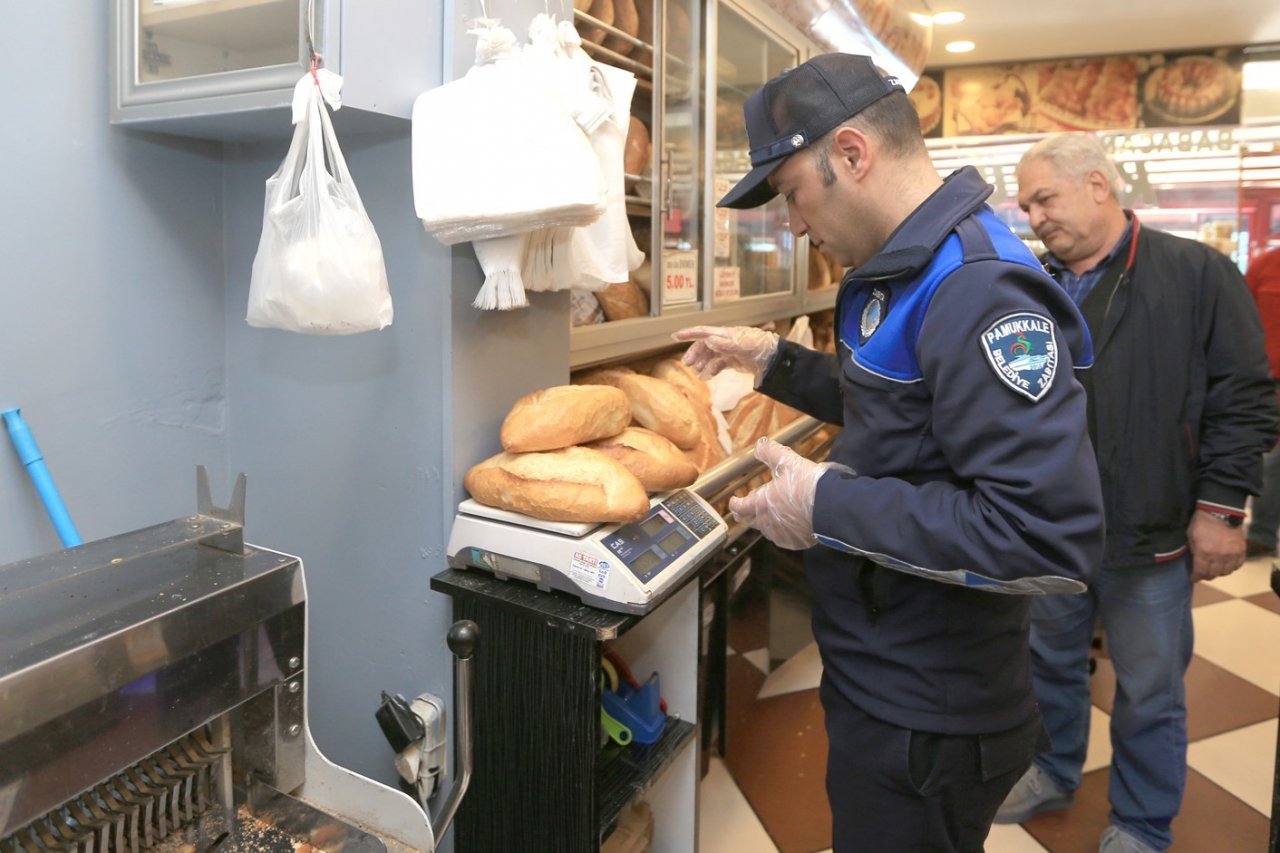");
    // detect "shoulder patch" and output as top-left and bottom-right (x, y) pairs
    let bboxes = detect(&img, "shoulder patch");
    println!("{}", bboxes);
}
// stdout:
(980, 311), (1058, 402)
